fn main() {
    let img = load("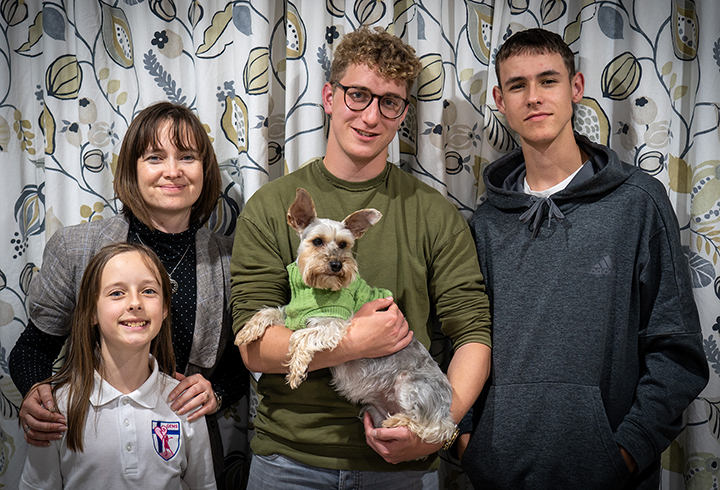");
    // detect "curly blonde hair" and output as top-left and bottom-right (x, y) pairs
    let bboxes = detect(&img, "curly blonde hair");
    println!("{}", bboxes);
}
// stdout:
(330, 26), (422, 95)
